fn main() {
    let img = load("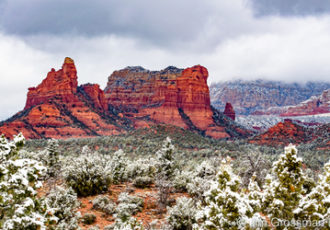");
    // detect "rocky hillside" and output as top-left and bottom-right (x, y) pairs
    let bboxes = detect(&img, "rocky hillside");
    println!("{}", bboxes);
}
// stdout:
(210, 80), (330, 115)
(0, 58), (249, 139)
(281, 89), (330, 116)
(250, 119), (330, 147)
